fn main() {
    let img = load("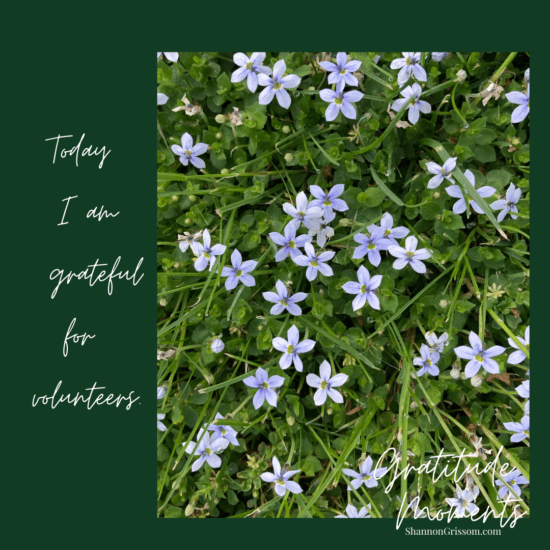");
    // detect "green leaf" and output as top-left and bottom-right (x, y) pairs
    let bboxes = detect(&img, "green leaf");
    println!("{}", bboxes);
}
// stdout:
(369, 167), (404, 206)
